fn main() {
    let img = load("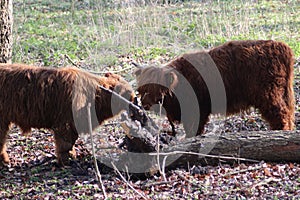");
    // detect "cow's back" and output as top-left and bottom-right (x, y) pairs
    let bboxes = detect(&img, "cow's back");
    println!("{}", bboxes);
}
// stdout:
(208, 40), (294, 113)
(0, 64), (77, 130)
